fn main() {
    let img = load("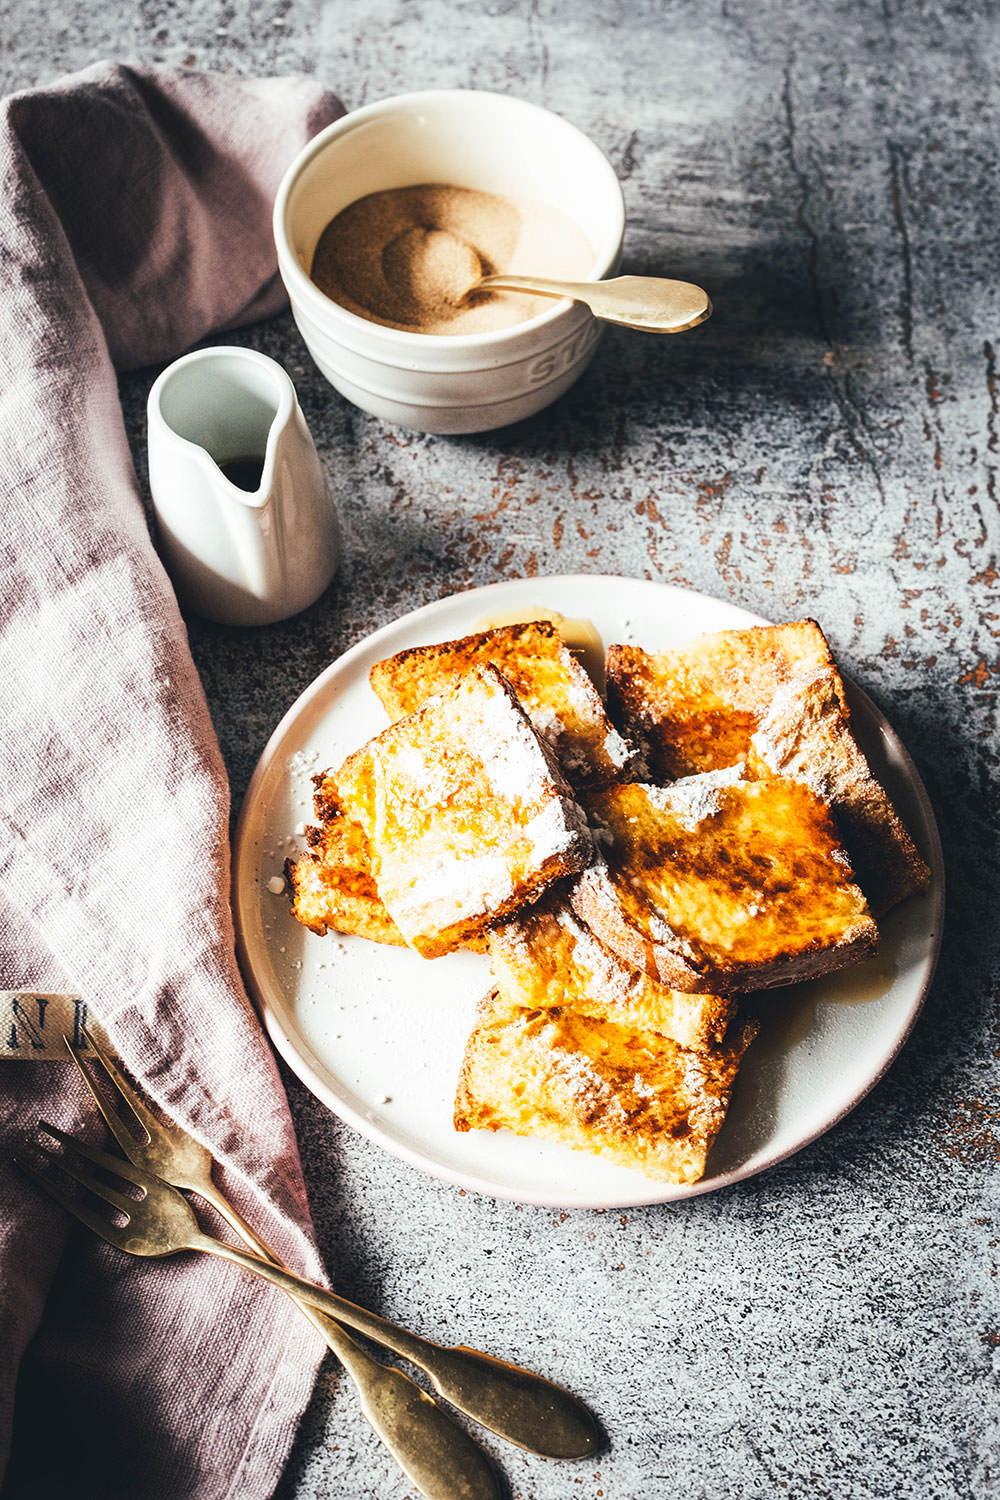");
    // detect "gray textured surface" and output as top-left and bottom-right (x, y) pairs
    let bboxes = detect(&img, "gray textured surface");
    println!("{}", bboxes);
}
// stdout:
(4, 2), (999, 1497)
